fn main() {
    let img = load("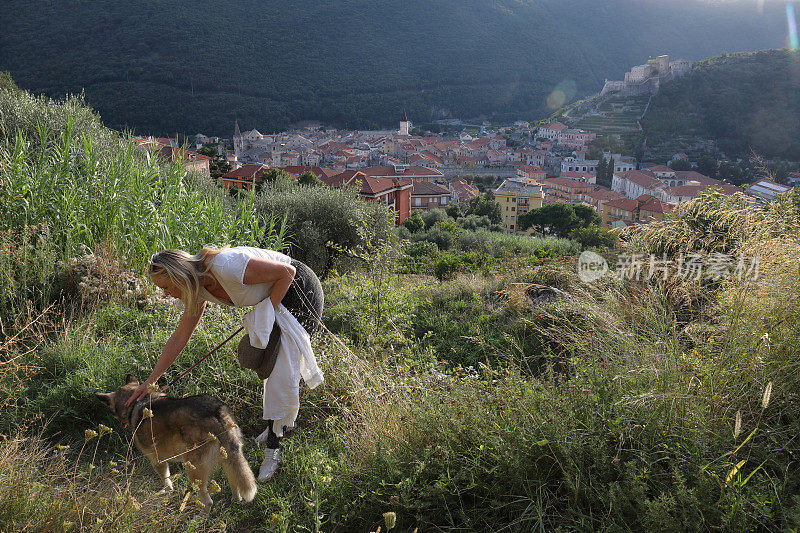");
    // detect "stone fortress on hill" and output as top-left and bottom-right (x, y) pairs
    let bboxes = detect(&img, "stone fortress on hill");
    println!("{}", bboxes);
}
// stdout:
(600, 54), (692, 97)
